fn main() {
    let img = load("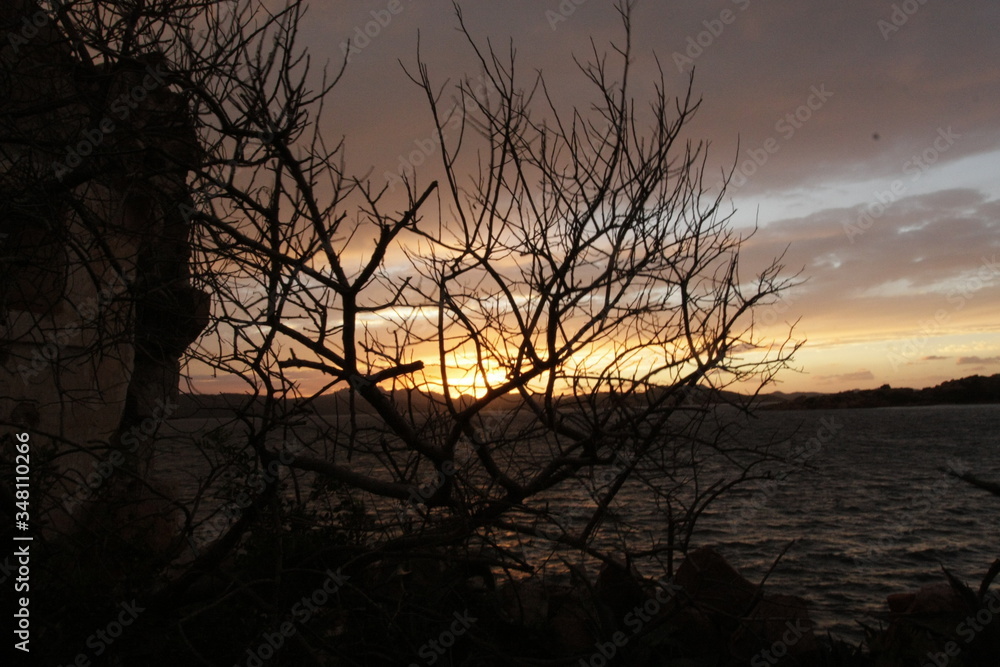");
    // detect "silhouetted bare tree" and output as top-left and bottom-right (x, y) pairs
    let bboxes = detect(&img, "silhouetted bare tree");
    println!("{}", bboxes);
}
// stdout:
(2, 0), (800, 664)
